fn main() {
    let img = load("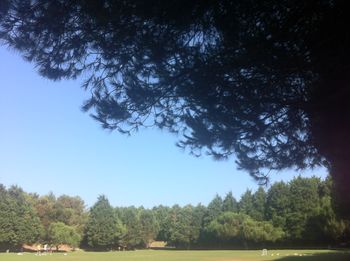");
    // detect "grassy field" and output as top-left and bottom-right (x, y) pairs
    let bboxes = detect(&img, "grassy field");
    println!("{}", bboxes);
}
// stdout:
(1, 249), (350, 261)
